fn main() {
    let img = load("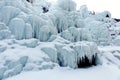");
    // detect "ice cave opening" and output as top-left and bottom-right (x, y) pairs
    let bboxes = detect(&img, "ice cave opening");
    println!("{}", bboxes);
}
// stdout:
(77, 54), (97, 68)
